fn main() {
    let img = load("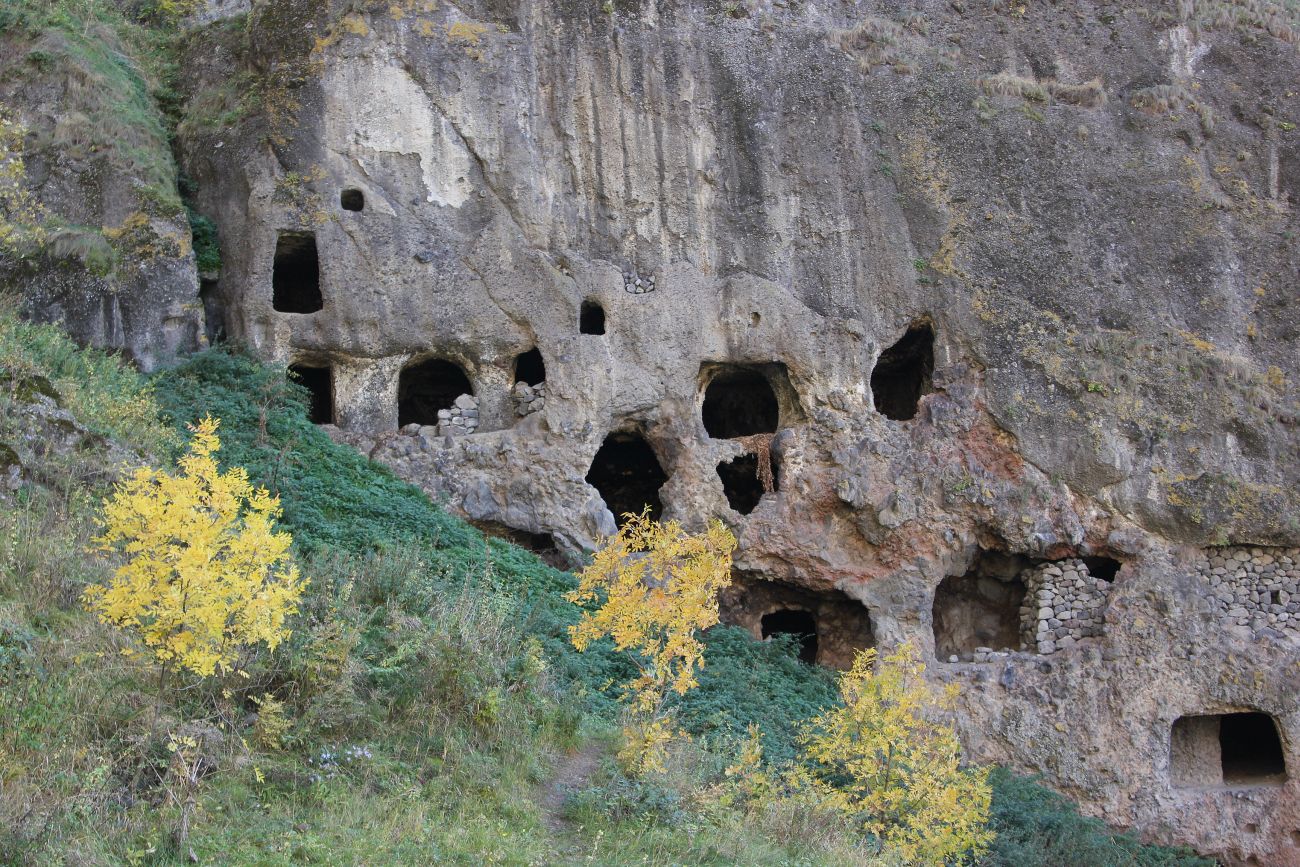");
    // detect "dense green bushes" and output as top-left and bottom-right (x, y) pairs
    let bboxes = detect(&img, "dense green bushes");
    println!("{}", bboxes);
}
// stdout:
(985, 769), (1212, 867)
